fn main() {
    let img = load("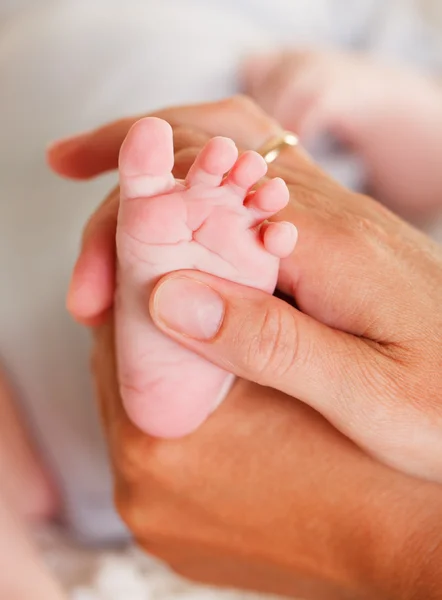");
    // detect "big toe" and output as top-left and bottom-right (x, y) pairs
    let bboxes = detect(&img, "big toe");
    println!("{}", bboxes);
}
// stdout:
(119, 117), (175, 199)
